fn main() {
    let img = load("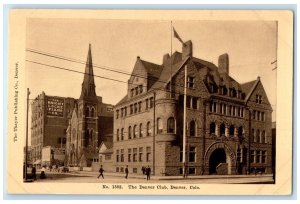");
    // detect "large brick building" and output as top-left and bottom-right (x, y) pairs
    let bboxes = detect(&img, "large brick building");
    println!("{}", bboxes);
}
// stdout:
(30, 93), (76, 165)
(112, 40), (273, 176)
(30, 44), (114, 167)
